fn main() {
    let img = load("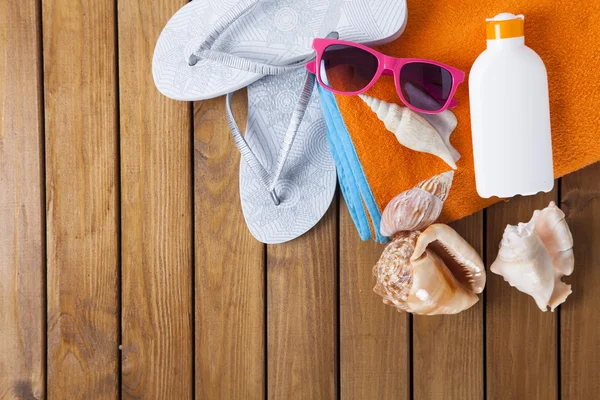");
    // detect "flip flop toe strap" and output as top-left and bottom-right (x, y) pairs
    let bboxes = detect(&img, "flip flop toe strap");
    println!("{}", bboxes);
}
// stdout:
(187, 0), (314, 74)
(189, 50), (308, 75)
(225, 73), (316, 206)
(267, 73), (315, 192)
